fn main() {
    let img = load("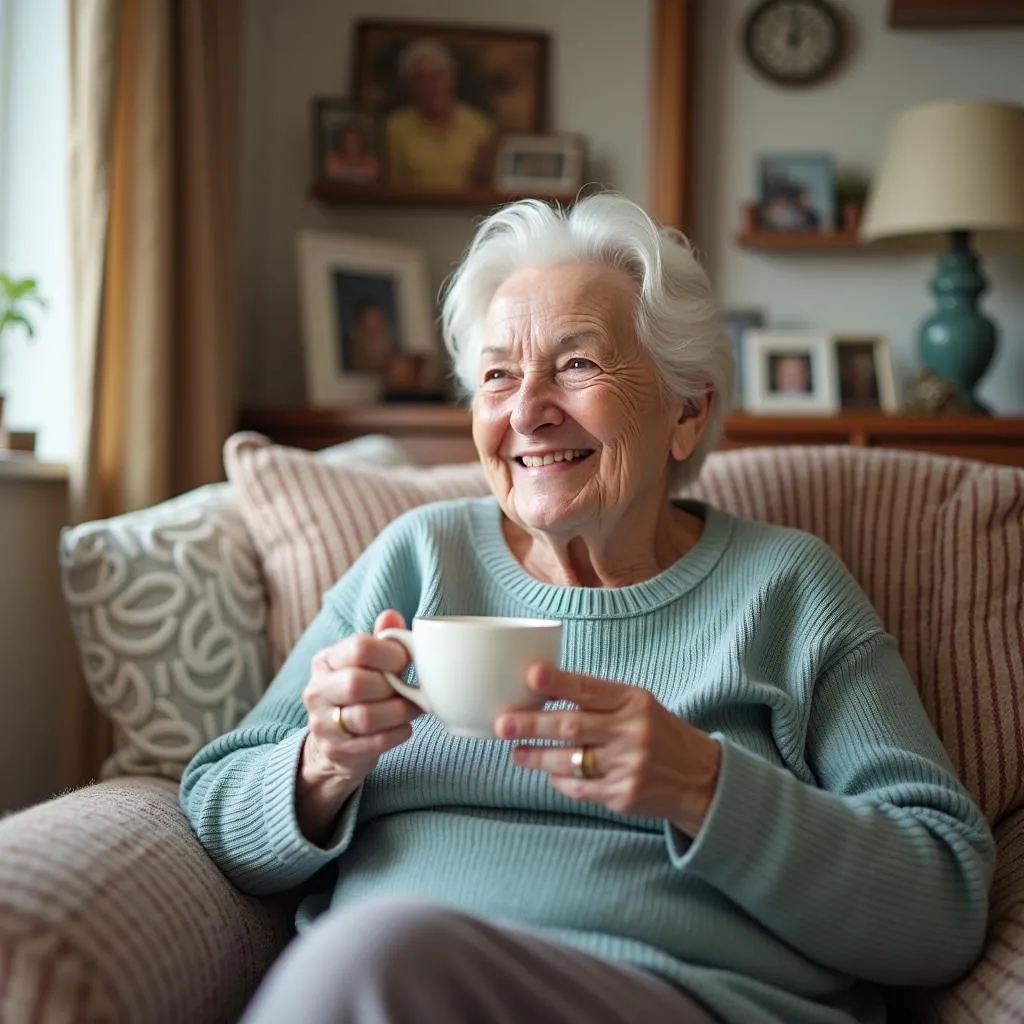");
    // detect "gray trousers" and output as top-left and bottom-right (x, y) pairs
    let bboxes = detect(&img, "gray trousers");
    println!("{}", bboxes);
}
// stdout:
(240, 895), (719, 1024)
